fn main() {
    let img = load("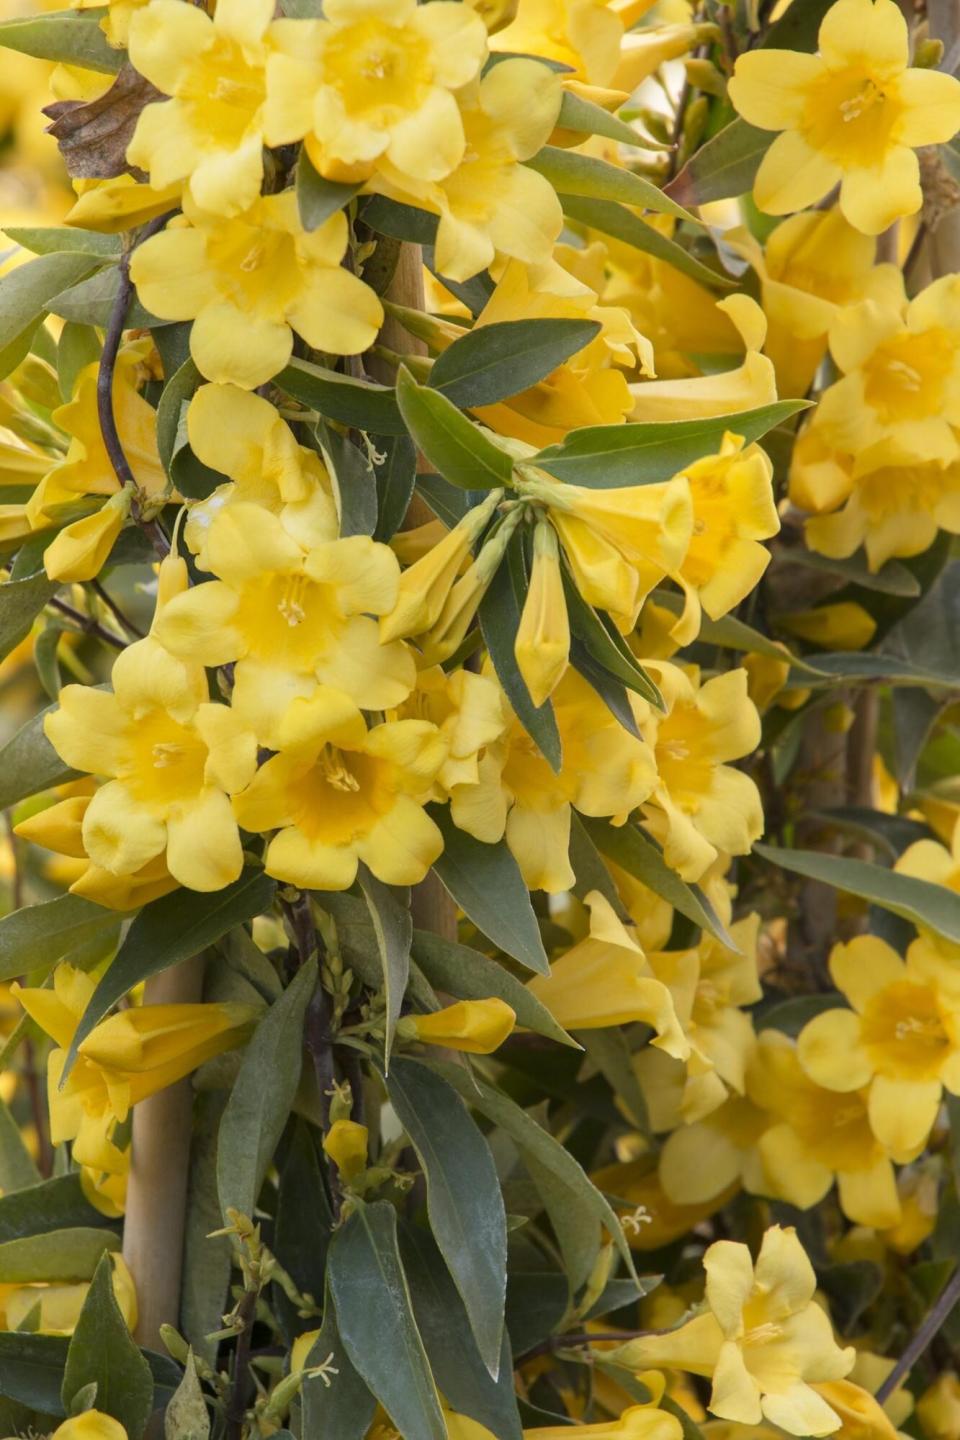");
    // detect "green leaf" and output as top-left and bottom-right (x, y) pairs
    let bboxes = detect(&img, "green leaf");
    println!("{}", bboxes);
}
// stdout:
(432, 1062), (637, 1281)
(415, 471), (470, 528)
(5, 227), (120, 260)
(560, 194), (735, 291)
(778, 546), (921, 598)
(273, 1121), (333, 1341)
(0, 700), (80, 809)
(0, 1334), (178, 1417)
(34, 622), (63, 700)
(180, 1093), (231, 1367)
(562, 571), (662, 709)
(567, 813), (630, 920)
(0, 1174), (114, 1242)
(316, 422), (377, 538)
(278, 357), (404, 434)
(396, 365), (513, 491)
(525, 1146), (600, 1291)
(579, 1029), (649, 1134)
(0, 571), (58, 662)
(533, 400), (808, 487)
(756, 993), (847, 1037)
(374, 433), (417, 541)
(0, 253), (98, 364)
(427, 805), (549, 974)
(582, 816), (734, 948)
(327, 1200), (446, 1440)
(429, 318), (601, 409)
(302, 1289), (376, 1440)
(556, 89), (666, 151)
(163, 1350), (209, 1440)
(665, 118), (770, 207)
(478, 531), (562, 770)
(763, 0), (833, 49)
(357, 868), (411, 1067)
(63, 869), (277, 1078)
(411, 929), (576, 1048)
(361, 194), (439, 246)
(0, 8), (122, 71)
(57, 321), (101, 402)
(529, 146), (694, 223)
(296, 150), (360, 231)
(216, 957), (316, 1221)
(755, 844), (960, 946)
(787, 650), (960, 690)
(46, 265), (157, 329)
(0, 893), (120, 984)
(386, 1059), (507, 1377)
(62, 1253), (153, 1440)
(0, 1098), (41, 1193)
(156, 356), (201, 473)
(401, 1222), (522, 1440)
(0, 1227), (118, 1284)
